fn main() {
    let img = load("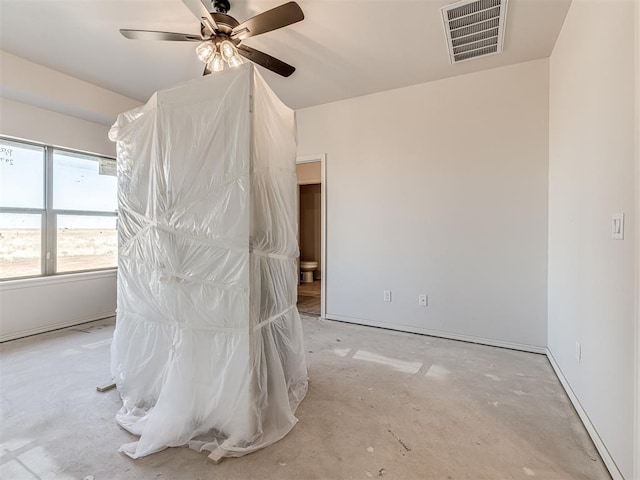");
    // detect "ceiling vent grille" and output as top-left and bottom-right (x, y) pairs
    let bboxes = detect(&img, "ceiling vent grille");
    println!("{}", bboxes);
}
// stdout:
(441, 0), (508, 64)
